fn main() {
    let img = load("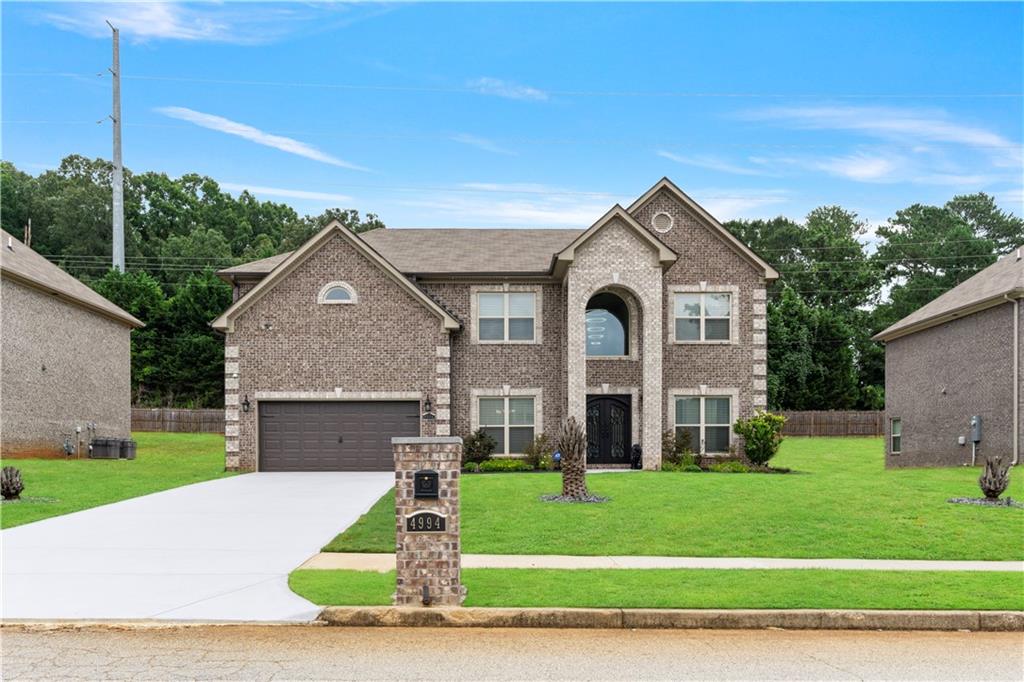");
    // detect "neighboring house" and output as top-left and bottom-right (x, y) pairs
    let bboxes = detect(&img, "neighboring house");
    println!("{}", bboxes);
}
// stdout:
(212, 178), (778, 472)
(0, 230), (143, 457)
(873, 248), (1023, 468)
